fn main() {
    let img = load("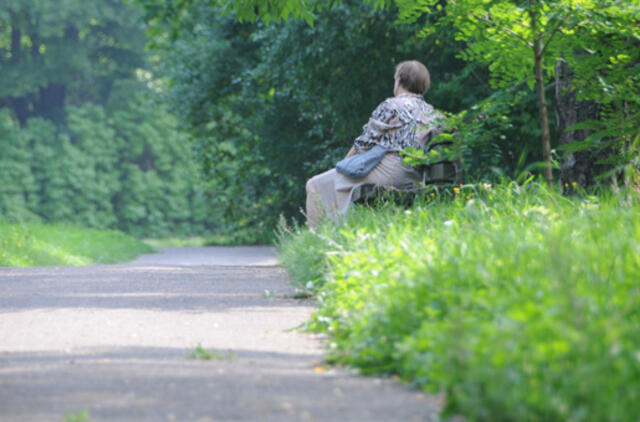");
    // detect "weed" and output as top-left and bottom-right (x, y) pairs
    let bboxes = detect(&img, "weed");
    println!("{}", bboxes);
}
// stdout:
(63, 410), (91, 422)
(290, 288), (314, 299)
(187, 344), (236, 361)
(278, 181), (640, 421)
